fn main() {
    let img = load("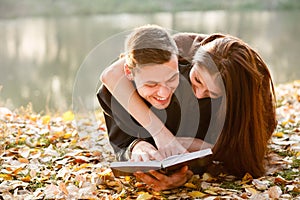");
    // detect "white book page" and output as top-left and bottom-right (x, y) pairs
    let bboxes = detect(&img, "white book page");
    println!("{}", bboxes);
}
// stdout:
(162, 148), (212, 168)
